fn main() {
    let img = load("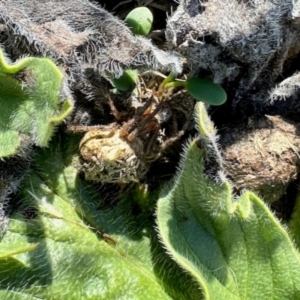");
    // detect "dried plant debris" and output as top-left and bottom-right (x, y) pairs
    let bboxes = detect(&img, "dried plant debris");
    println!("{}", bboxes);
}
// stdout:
(219, 115), (300, 203)
(0, 0), (182, 99)
(166, 0), (300, 113)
